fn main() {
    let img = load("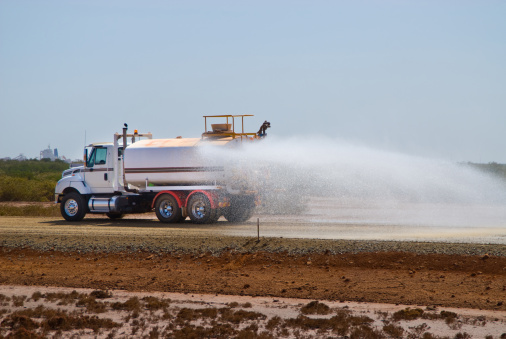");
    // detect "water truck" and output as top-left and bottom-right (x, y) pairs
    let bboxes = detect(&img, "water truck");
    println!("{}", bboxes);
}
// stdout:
(55, 115), (271, 224)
